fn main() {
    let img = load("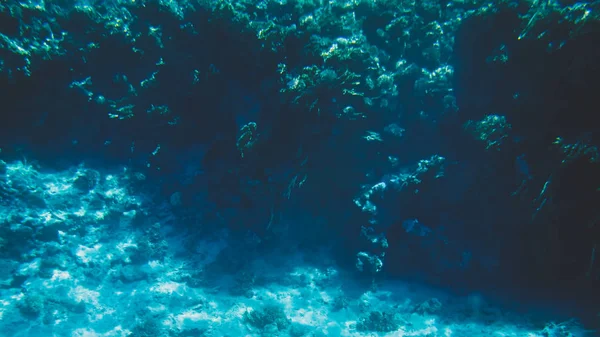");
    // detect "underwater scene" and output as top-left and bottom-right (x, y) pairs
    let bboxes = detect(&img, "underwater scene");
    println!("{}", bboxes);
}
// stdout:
(0, 0), (599, 336)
